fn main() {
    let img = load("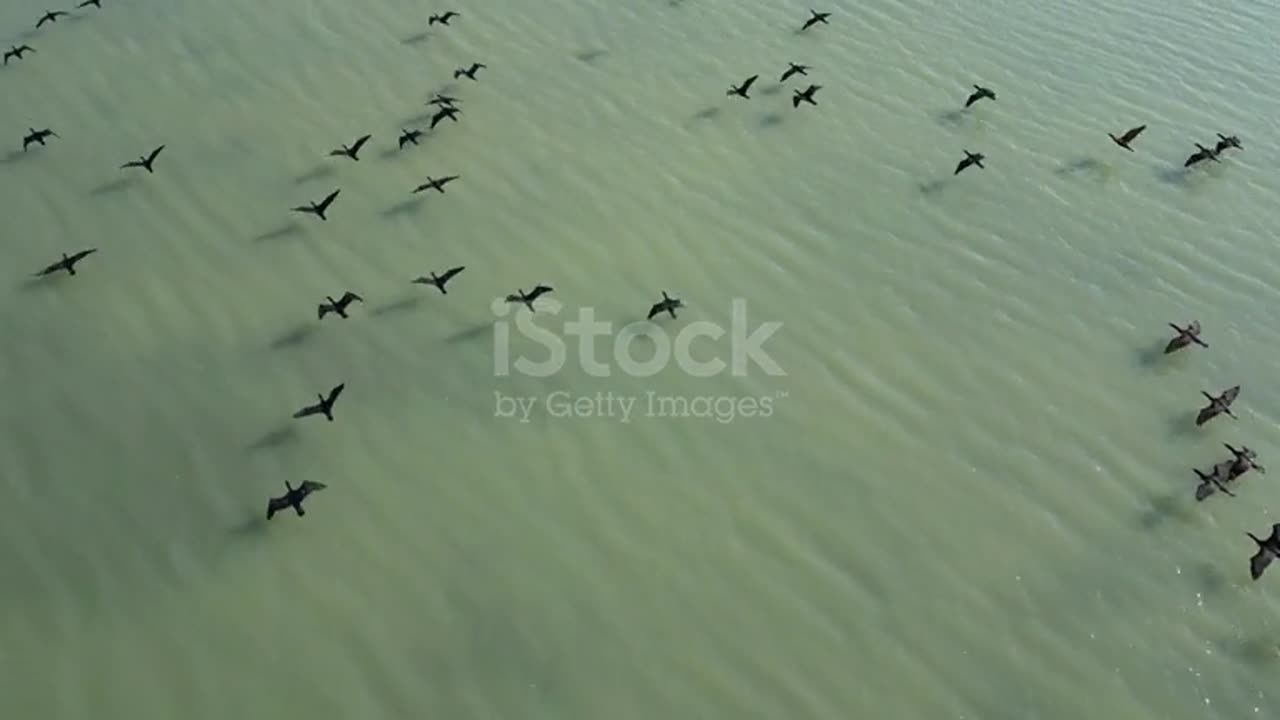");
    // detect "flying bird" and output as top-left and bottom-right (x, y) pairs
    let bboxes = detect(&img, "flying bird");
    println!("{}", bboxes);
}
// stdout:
(1195, 385), (1240, 426)
(36, 10), (69, 27)
(291, 189), (341, 221)
(22, 127), (57, 151)
(1164, 321), (1207, 354)
(1108, 125), (1146, 151)
(427, 94), (458, 107)
(411, 175), (459, 194)
(455, 62), (486, 80)
(266, 480), (327, 520)
(78, 0), (104, 8)
(964, 85), (995, 107)
(121, 145), (165, 173)
(1246, 524), (1280, 580)
(727, 75), (759, 99)
(1184, 143), (1220, 168)
(34, 248), (97, 277)
(412, 266), (465, 294)
(398, 128), (423, 149)
(954, 149), (985, 175)
(1224, 443), (1265, 479)
(293, 383), (345, 422)
(1214, 133), (1242, 153)
(506, 285), (554, 312)
(801, 10), (831, 31)
(328, 134), (372, 161)
(648, 291), (684, 320)
(429, 11), (459, 25)
(779, 63), (809, 83)
(317, 291), (363, 320)
(1192, 461), (1236, 501)
(792, 84), (821, 108)
(3, 45), (35, 65)
(430, 106), (460, 129)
